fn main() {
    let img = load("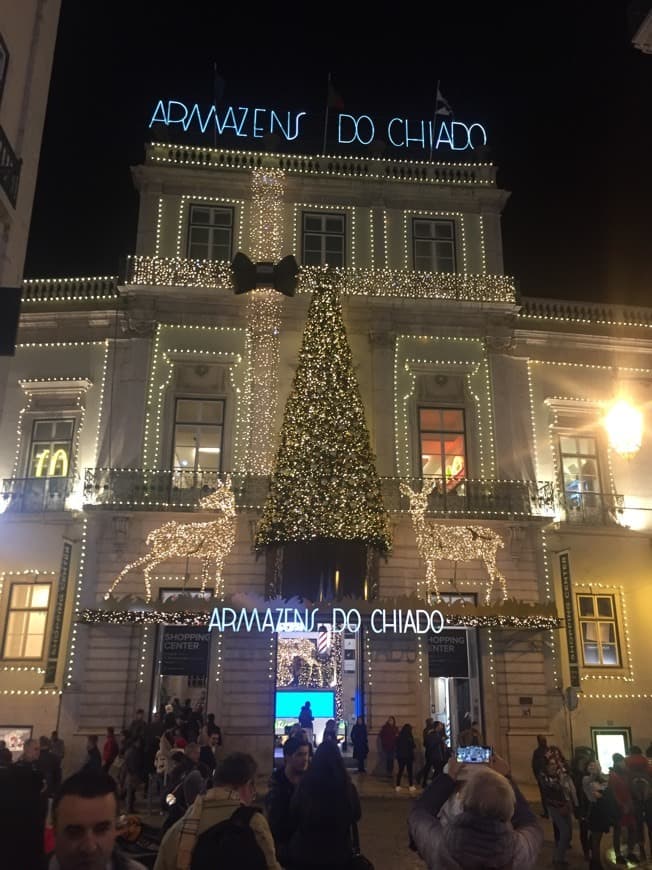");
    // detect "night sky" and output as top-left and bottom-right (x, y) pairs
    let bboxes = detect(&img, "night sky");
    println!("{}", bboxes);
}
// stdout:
(25, 1), (652, 305)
